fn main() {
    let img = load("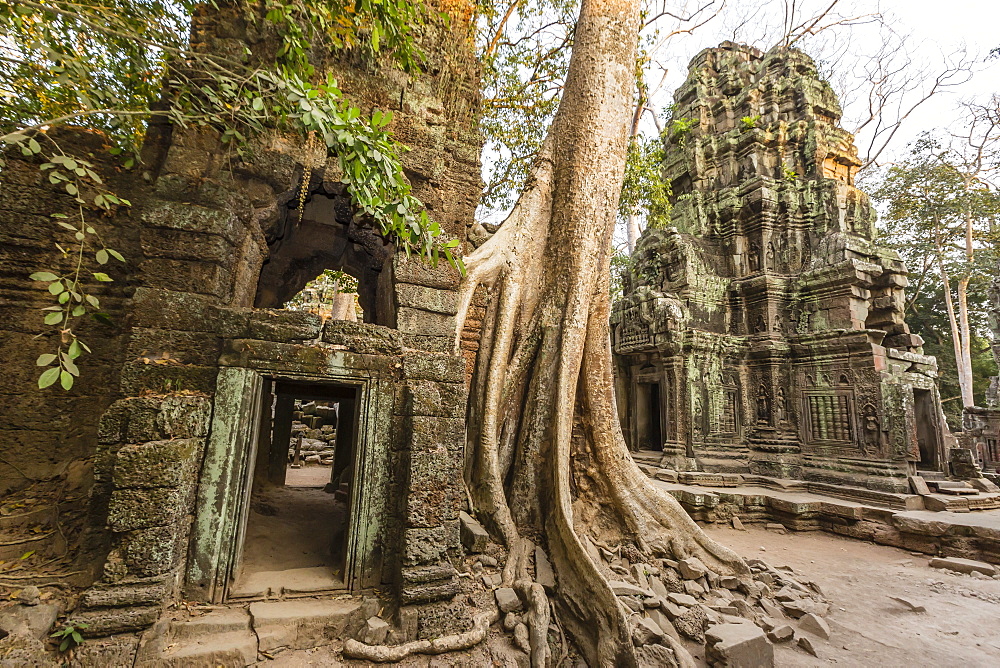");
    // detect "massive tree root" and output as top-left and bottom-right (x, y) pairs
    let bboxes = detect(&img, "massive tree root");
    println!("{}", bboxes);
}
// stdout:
(453, 1), (748, 666)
